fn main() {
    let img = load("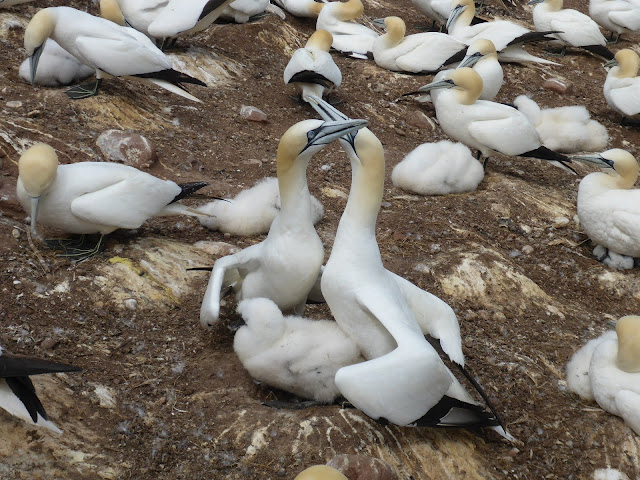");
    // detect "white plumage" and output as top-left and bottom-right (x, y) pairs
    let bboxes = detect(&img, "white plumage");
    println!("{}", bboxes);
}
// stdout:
(513, 95), (609, 153)
(457, 39), (503, 101)
(603, 49), (640, 121)
(272, 0), (325, 18)
(219, 0), (270, 23)
(589, 0), (640, 40)
(105, 0), (168, 39)
(566, 330), (616, 400)
(411, 0), (451, 27)
(146, 0), (235, 39)
(316, 0), (378, 59)
(18, 39), (94, 87)
(392, 141), (484, 195)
